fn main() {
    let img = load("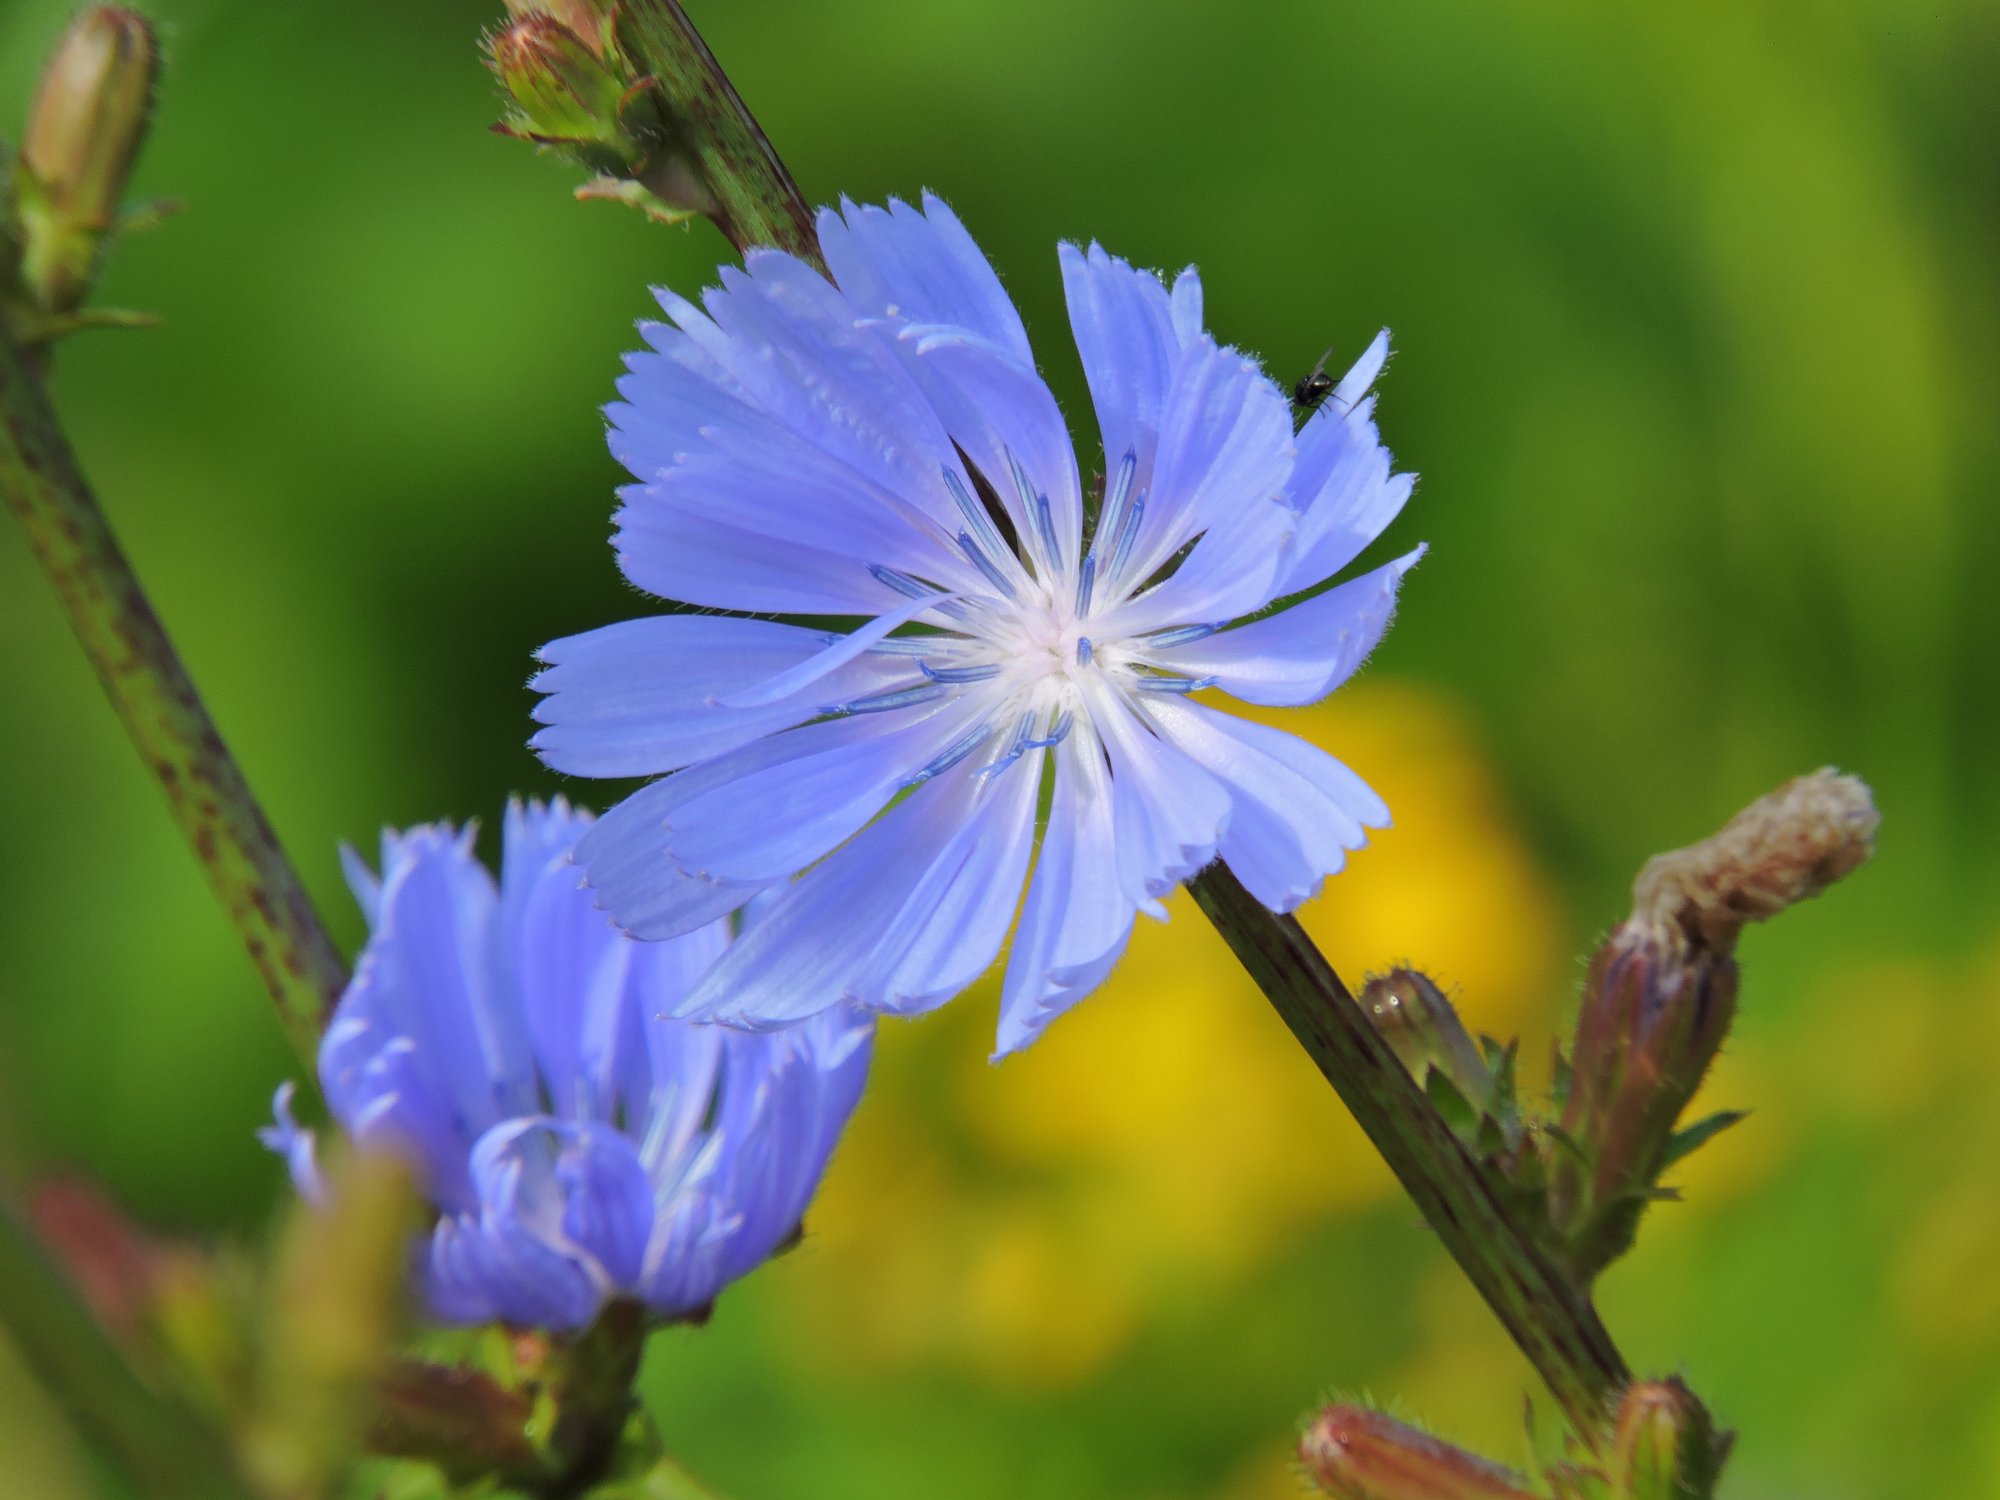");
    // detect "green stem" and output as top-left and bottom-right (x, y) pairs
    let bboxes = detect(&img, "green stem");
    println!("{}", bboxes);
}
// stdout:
(0, 1194), (256, 1500)
(614, 0), (822, 266)
(1186, 865), (1630, 1438)
(0, 319), (344, 1069)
